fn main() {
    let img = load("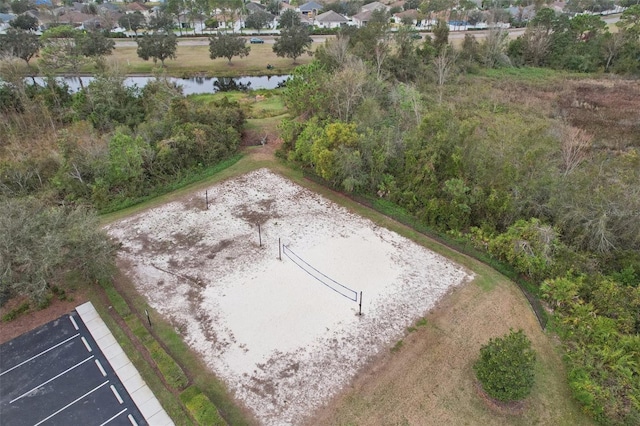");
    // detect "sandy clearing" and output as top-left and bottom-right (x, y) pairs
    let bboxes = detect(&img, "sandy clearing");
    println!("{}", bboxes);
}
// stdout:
(106, 168), (474, 425)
